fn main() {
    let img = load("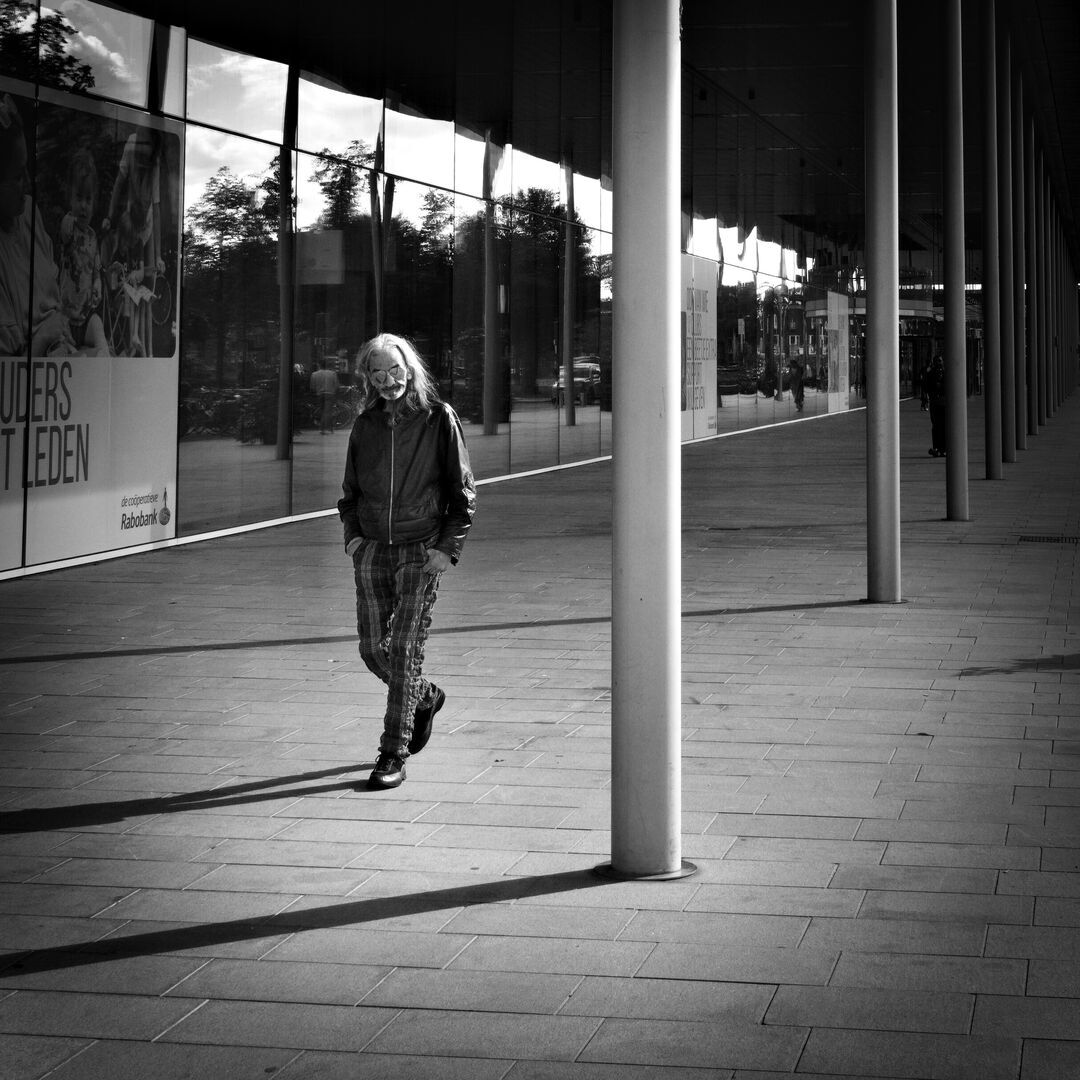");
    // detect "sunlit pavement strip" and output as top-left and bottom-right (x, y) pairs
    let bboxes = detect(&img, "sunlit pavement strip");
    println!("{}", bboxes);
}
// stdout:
(1, 395), (1078, 1079)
